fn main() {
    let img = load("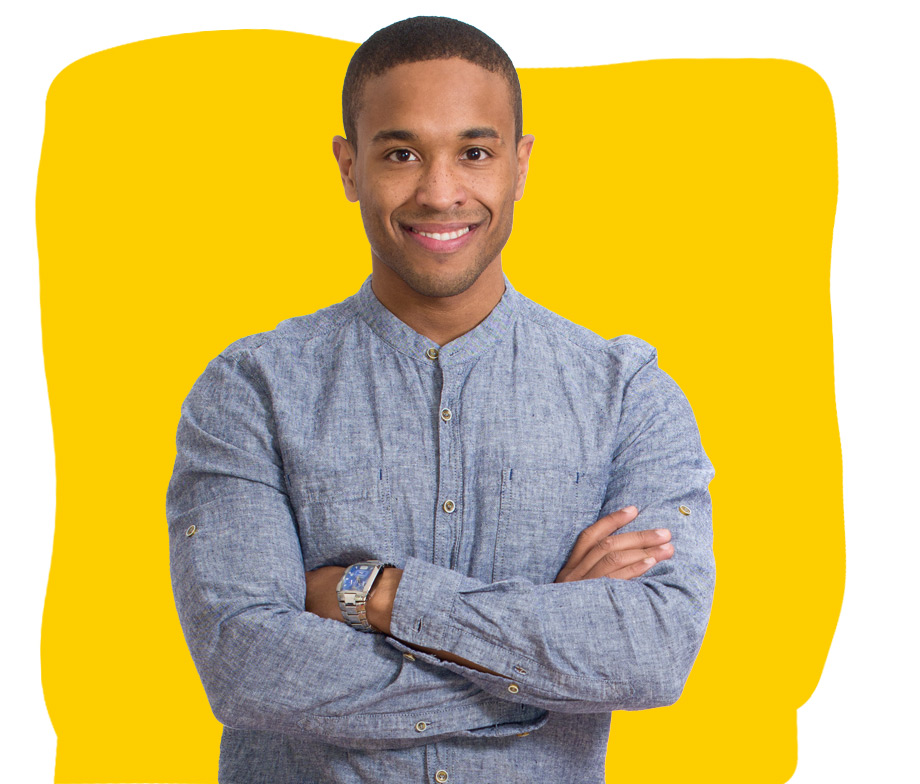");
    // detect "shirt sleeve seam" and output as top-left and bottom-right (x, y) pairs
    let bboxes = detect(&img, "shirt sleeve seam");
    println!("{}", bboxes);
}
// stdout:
(610, 351), (660, 463)
(443, 623), (630, 686)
